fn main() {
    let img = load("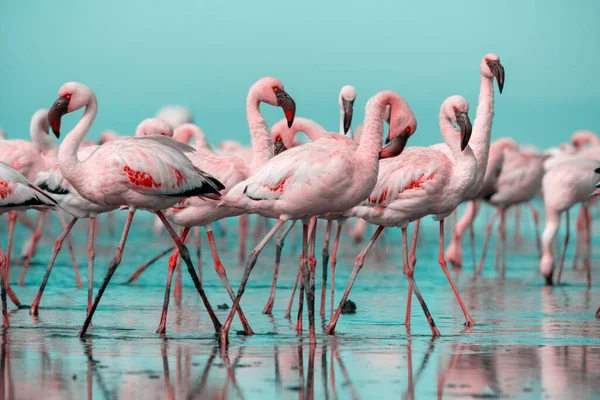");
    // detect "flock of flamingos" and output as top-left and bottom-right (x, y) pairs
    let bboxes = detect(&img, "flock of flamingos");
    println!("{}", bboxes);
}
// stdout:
(0, 52), (599, 346)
